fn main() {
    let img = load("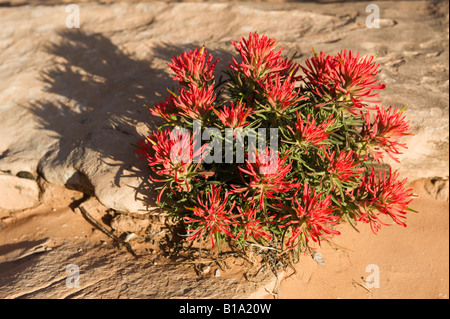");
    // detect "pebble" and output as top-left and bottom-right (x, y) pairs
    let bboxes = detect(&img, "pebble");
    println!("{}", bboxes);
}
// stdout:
(202, 266), (211, 274)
